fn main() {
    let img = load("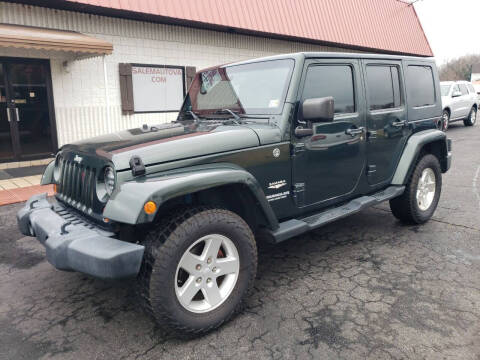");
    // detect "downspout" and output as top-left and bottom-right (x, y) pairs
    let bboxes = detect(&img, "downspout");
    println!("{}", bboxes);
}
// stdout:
(103, 55), (111, 132)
